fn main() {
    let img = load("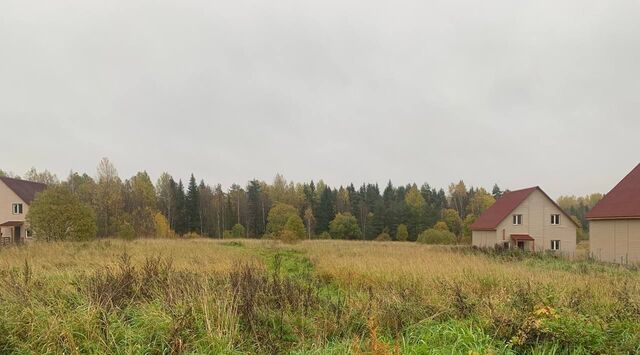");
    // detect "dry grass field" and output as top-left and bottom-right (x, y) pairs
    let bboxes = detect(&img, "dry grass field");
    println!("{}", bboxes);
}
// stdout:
(1, 239), (639, 354)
